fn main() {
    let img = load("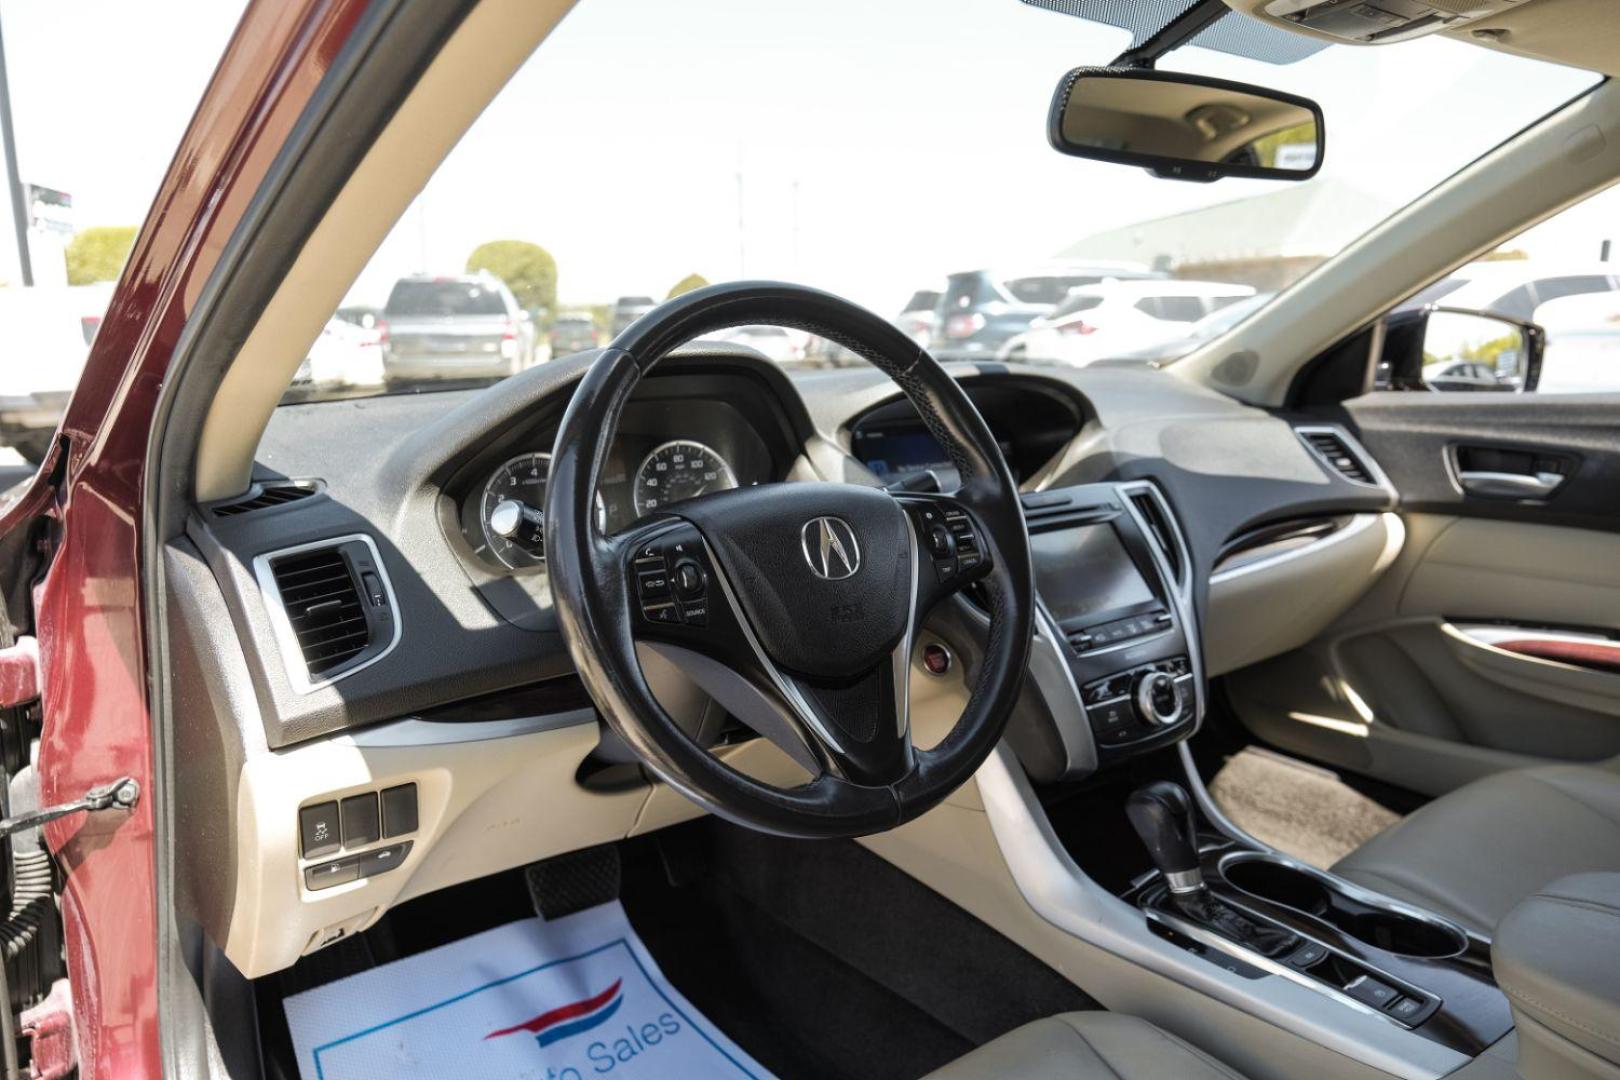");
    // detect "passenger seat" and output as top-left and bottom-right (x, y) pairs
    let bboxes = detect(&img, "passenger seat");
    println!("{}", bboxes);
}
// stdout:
(927, 1012), (1245, 1079)
(1332, 761), (1620, 936)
